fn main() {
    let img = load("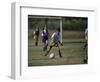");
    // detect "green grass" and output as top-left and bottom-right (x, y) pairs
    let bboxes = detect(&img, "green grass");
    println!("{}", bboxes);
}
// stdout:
(28, 31), (87, 66)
